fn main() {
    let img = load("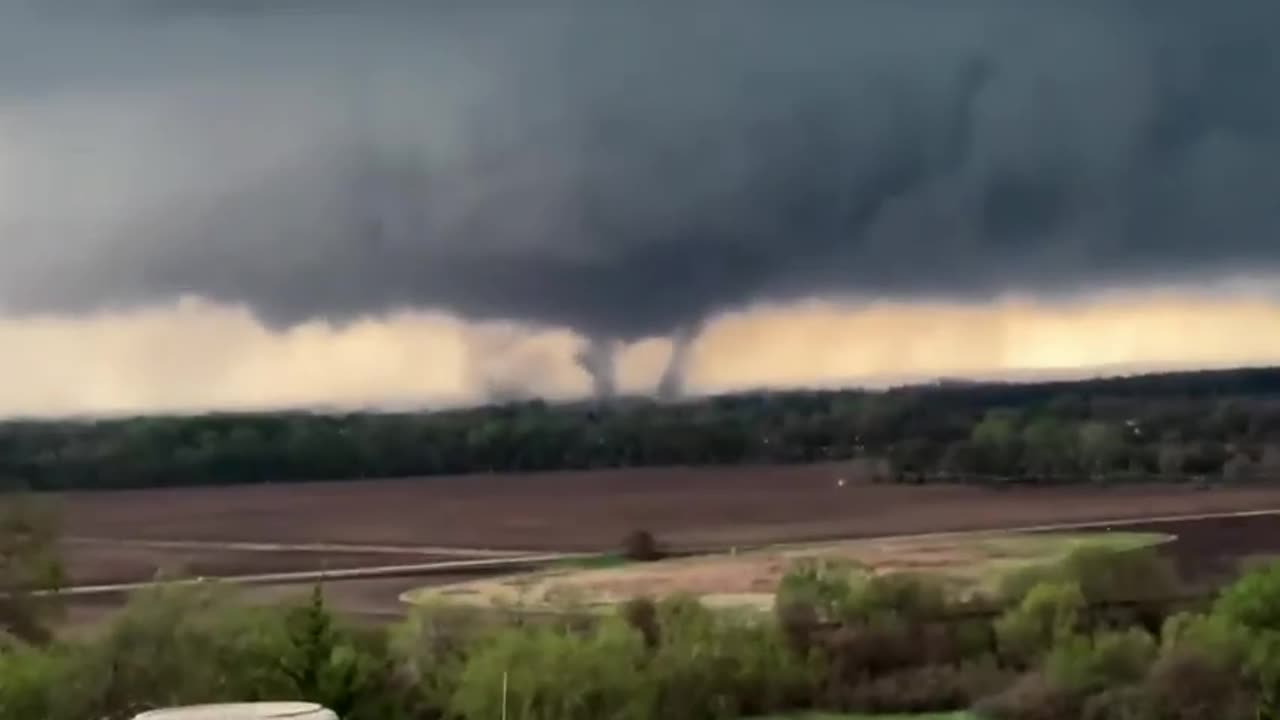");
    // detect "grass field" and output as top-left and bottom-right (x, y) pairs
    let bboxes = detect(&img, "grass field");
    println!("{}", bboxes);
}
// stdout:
(402, 530), (1171, 612)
